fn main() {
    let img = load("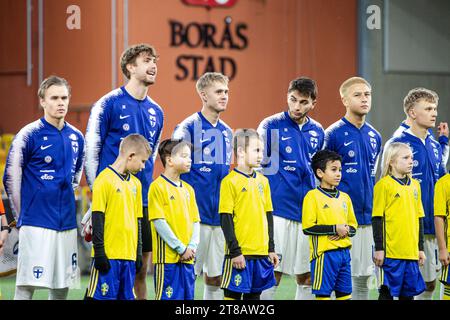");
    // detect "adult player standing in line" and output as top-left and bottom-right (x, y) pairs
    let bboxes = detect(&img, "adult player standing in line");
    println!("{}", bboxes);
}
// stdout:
(258, 77), (324, 300)
(172, 72), (232, 300)
(84, 44), (164, 300)
(3, 76), (85, 300)
(383, 88), (446, 299)
(324, 77), (382, 300)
